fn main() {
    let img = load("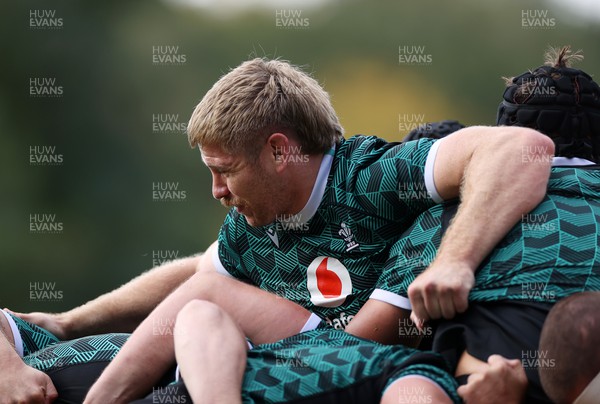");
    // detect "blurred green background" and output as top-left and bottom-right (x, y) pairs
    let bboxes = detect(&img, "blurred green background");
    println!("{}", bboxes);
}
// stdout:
(1, 0), (599, 311)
